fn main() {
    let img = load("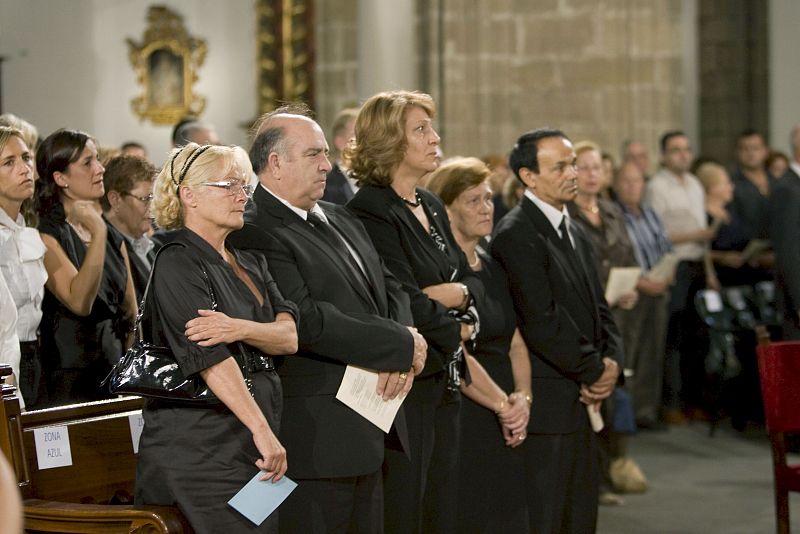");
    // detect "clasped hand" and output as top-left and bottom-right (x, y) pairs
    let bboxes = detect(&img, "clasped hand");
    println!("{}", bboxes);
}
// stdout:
(185, 309), (241, 346)
(498, 392), (530, 448)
